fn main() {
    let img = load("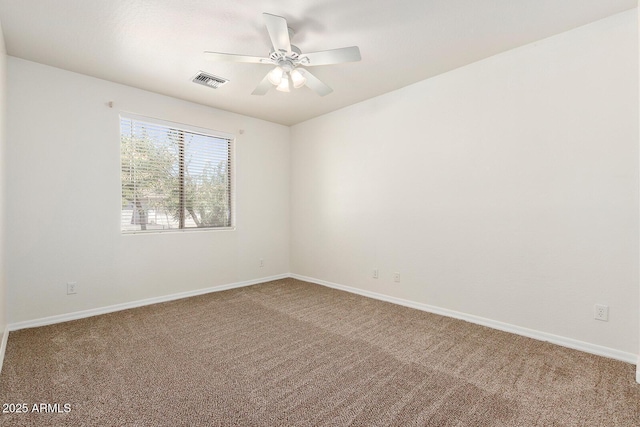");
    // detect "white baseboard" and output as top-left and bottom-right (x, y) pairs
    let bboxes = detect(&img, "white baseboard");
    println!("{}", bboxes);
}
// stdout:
(8, 274), (289, 332)
(0, 324), (9, 376)
(291, 274), (638, 365)
(6, 272), (638, 369)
